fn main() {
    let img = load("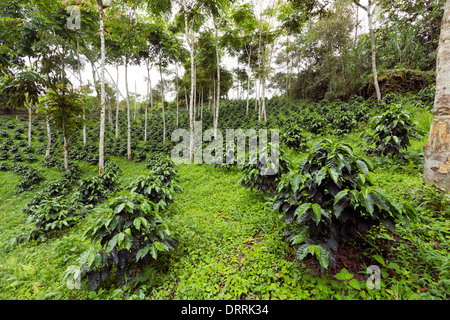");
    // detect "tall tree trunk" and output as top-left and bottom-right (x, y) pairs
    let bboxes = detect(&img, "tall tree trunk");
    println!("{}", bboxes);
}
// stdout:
(184, 1), (195, 164)
(62, 119), (69, 172)
(368, 1), (381, 101)
(115, 65), (120, 139)
(27, 106), (32, 147)
(160, 64), (166, 146)
(125, 56), (132, 162)
(76, 37), (87, 146)
(145, 60), (150, 144)
(424, 0), (450, 191)
(246, 52), (251, 115)
(45, 117), (51, 158)
(134, 81), (137, 123)
(214, 20), (220, 138)
(97, 0), (106, 175)
(176, 64), (179, 127)
(353, 0), (381, 101)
